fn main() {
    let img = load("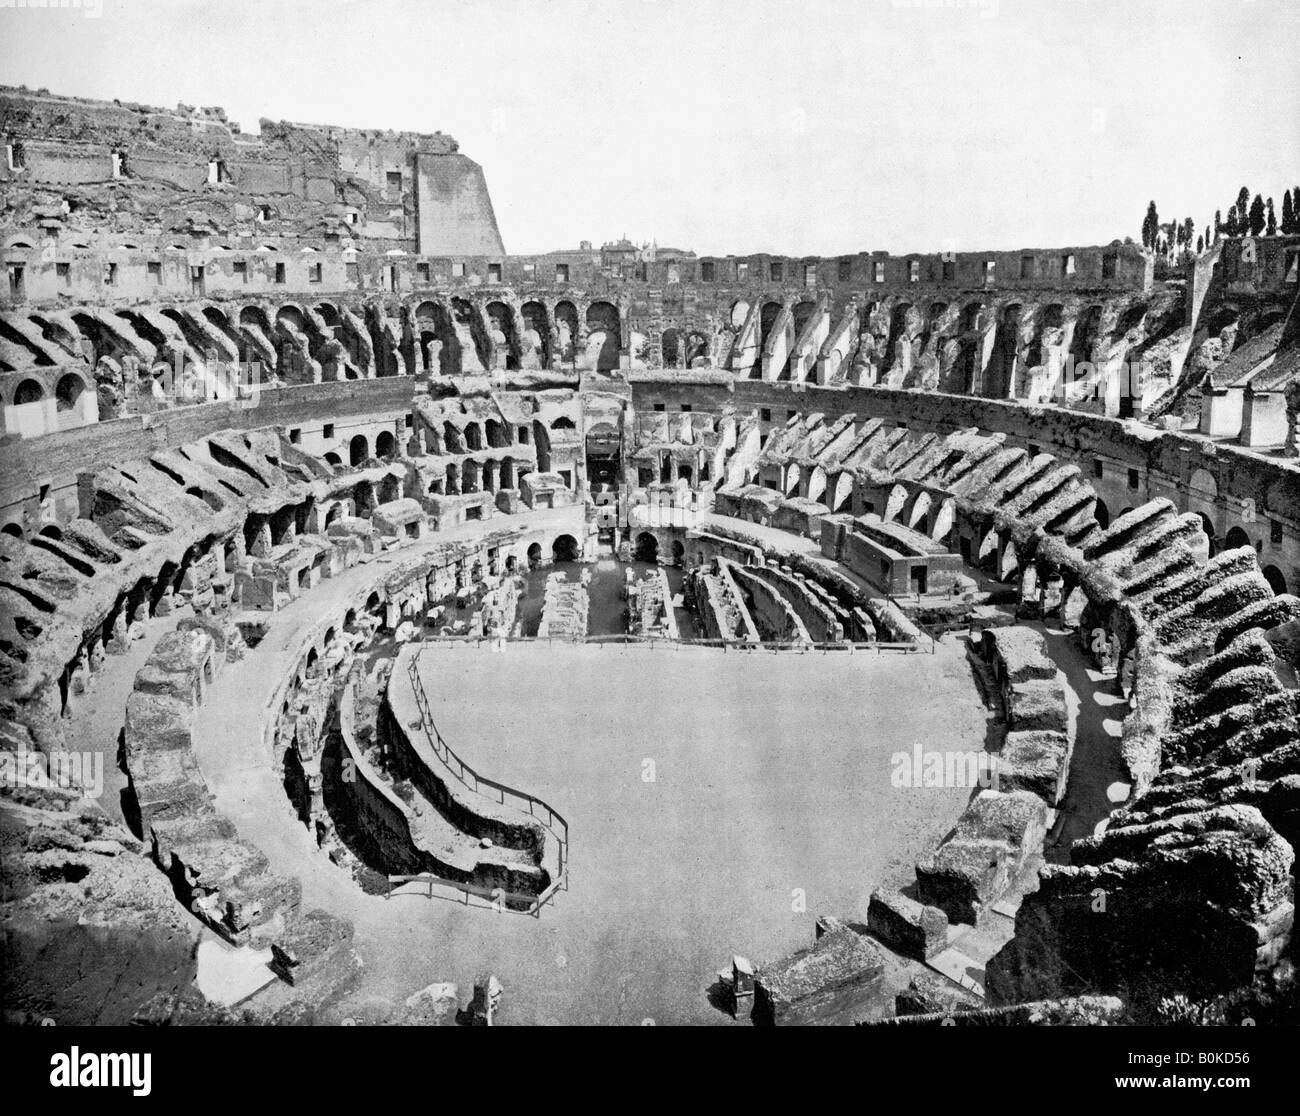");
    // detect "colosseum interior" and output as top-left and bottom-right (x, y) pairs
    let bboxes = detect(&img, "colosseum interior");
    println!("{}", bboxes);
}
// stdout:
(1, 48), (1298, 1034)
